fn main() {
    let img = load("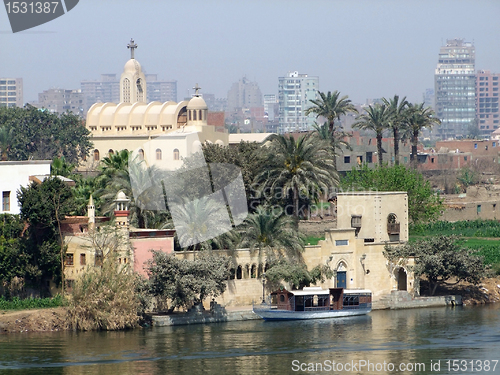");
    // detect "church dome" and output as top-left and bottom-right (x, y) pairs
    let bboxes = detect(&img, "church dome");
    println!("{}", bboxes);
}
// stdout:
(123, 59), (142, 74)
(187, 95), (208, 110)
